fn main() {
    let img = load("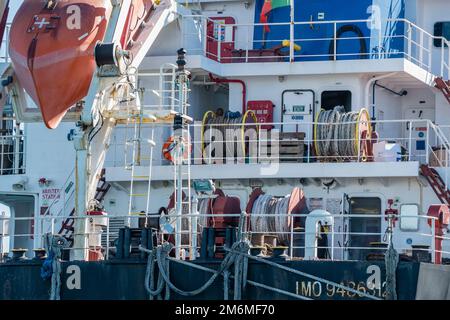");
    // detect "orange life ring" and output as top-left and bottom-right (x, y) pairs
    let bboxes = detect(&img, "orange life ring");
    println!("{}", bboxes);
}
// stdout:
(162, 136), (191, 163)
